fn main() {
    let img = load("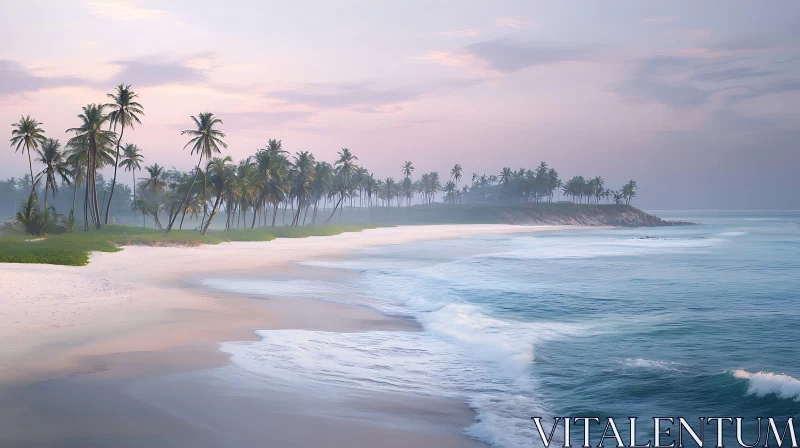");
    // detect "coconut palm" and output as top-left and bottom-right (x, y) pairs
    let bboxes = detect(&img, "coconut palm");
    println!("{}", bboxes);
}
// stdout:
(104, 84), (144, 224)
(66, 104), (115, 230)
(622, 180), (637, 205)
(384, 177), (396, 207)
(34, 139), (72, 211)
(10, 115), (47, 194)
(401, 177), (413, 212)
(202, 156), (234, 235)
(402, 161), (414, 179)
(13, 192), (58, 236)
(119, 144), (143, 216)
(140, 164), (168, 228)
(592, 177), (605, 204)
(326, 148), (358, 222)
(290, 151), (315, 226)
(167, 112), (228, 232)
(310, 161), (332, 223)
(442, 180), (457, 205)
(451, 164), (462, 185)
(499, 167), (513, 187)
